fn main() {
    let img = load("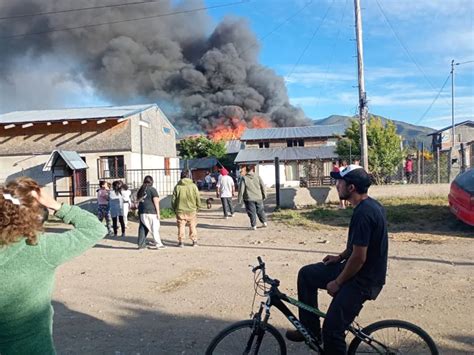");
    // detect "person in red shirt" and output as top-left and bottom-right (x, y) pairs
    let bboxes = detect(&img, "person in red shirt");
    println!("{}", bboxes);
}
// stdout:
(404, 157), (413, 183)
